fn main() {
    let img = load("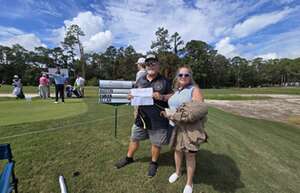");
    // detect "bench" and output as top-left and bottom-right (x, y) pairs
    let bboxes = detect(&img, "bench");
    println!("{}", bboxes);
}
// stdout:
(0, 144), (18, 193)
